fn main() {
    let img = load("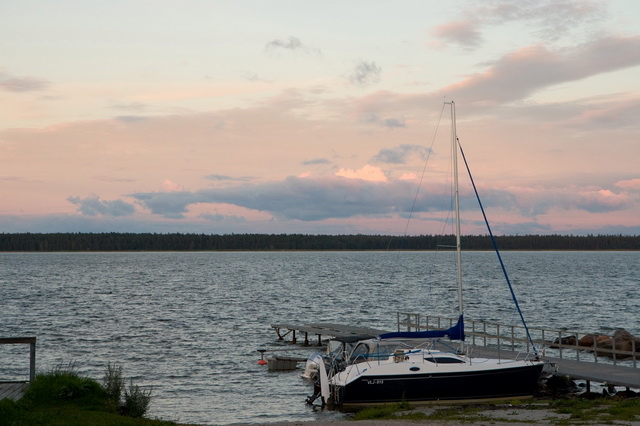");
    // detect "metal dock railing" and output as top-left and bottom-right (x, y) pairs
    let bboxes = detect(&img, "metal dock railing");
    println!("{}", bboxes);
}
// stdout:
(397, 313), (640, 388)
